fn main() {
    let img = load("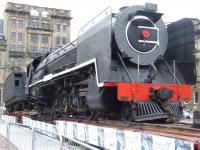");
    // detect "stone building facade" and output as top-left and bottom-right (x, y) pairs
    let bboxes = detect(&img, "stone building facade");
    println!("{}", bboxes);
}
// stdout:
(194, 22), (200, 104)
(0, 2), (71, 104)
(0, 35), (6, 105)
